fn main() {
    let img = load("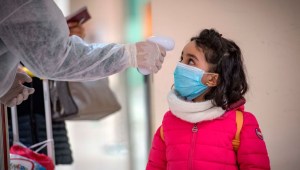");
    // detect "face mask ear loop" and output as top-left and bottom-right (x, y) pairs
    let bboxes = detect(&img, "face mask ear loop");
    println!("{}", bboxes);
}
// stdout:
(202, 72), (220, 86)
